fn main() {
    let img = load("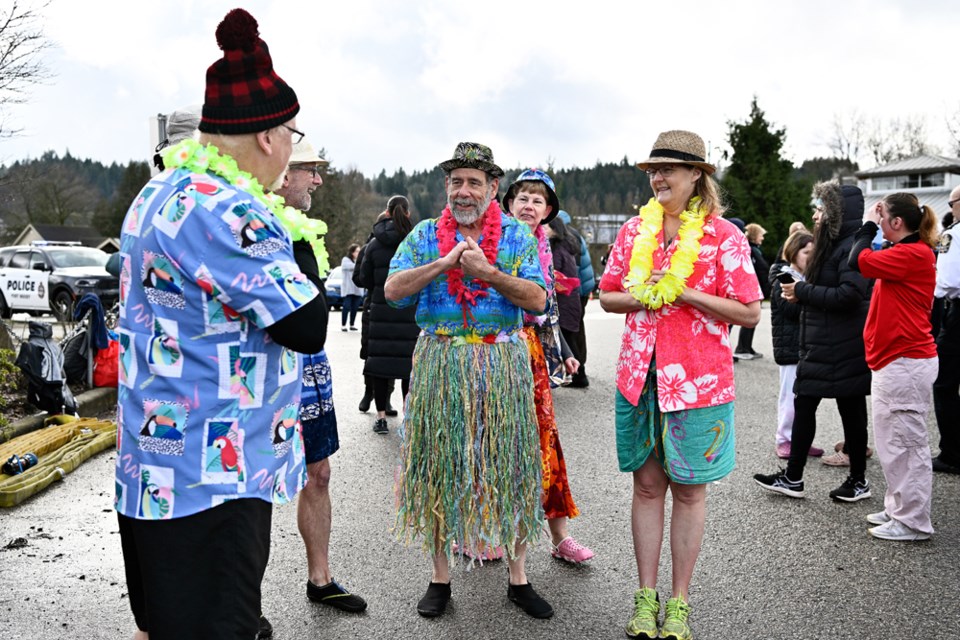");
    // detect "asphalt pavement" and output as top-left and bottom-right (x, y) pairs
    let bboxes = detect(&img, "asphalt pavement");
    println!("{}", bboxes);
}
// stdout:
(1, 301), (957, 639)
